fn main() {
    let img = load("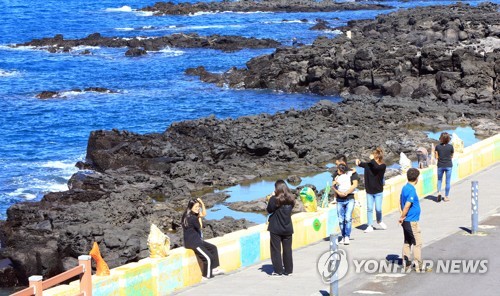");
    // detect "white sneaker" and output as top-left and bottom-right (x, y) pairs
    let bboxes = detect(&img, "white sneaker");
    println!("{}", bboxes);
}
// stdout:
(364, 226), (374, 233)
(343, 237), (350, 245)
(212, 268), (225, 276)
(339, 237), (345, 244)
(378, 222), (387, 230)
